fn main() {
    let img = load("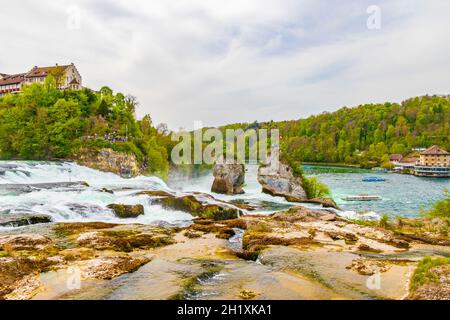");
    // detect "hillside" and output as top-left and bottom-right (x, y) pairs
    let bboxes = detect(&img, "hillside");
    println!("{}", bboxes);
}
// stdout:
(0, 79), (173, 177)
(222, 95), (450, 168)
